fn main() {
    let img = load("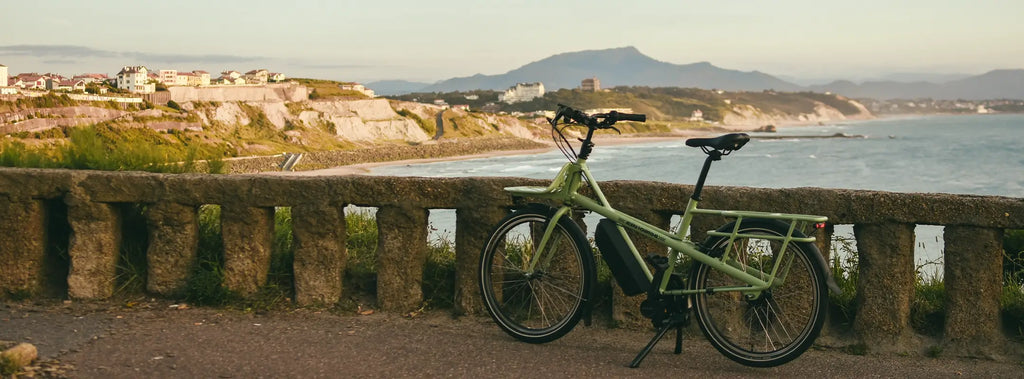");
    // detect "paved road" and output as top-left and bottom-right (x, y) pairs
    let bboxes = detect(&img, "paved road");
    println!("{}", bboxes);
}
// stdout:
(2, 300), (1021, 378)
